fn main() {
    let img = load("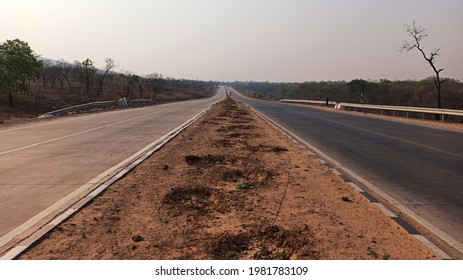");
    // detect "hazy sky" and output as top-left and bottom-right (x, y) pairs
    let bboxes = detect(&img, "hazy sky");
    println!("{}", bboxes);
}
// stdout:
(1, 0), (462, 82)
